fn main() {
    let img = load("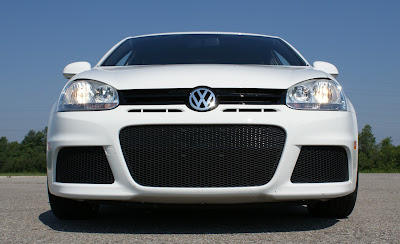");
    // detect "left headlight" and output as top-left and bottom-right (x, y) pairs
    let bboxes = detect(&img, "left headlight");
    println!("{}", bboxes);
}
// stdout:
(58, 80), (119, 112)
(286, 79), (347, 111)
